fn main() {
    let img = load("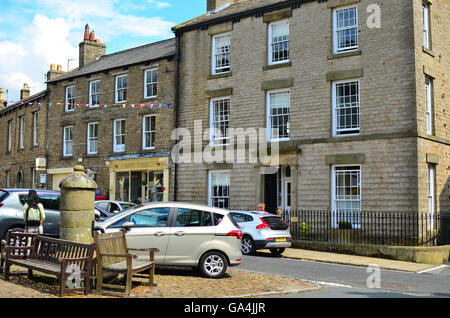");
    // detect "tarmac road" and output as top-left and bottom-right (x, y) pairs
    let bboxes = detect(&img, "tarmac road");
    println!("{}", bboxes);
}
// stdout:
(239, 252), (450, 298)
